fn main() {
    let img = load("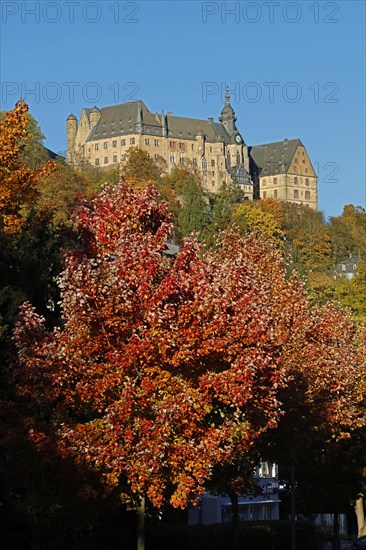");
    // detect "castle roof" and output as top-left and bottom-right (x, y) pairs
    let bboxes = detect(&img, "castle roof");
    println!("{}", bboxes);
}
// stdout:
(249, 138), (303, 176)
(85, 100), (234, 143)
